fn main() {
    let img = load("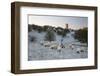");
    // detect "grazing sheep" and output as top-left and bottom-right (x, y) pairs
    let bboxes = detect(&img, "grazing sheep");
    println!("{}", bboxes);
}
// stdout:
(76, 48), (81, 54)
(50, 44), (58, 50)
(69, 44), (74, 50)
(44, 42), (51, 47)
(76, 48), (85, 54)
(50, 41), (58, 46)
(57, 44), (62, 52)
(44, 44), (50, 47)
(40, 41), (45, 45)
(60, 44), (65, 48)
(40, 41), (50, 47)
(76, 51), (80, 54)
(40, 41), (44, 45)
